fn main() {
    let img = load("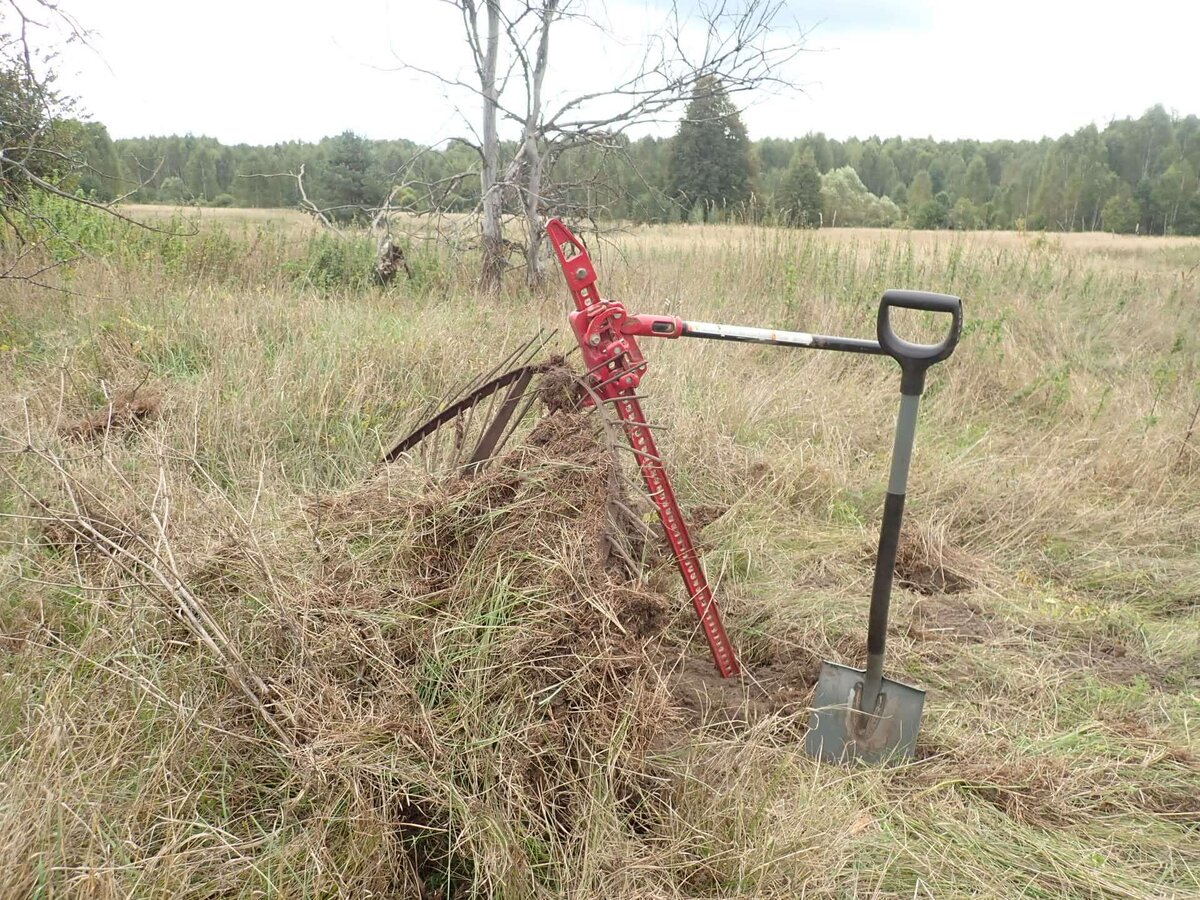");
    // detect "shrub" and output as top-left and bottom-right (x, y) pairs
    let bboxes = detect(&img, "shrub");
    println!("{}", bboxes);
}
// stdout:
(8, 191), (121, 260)
(285, 232), (378, 292)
